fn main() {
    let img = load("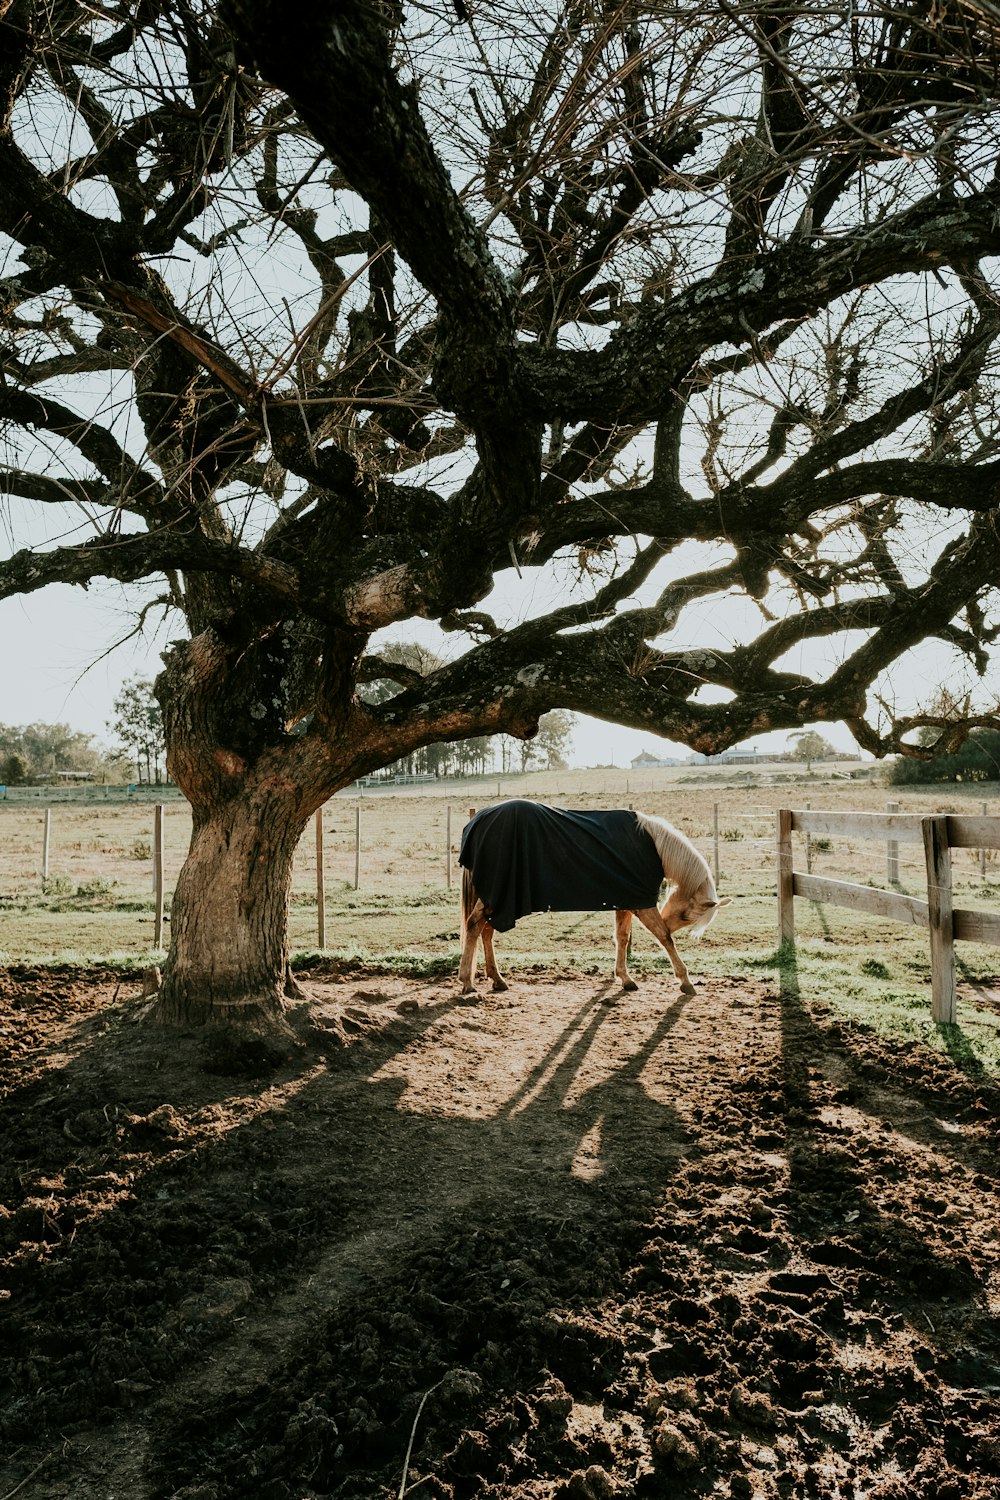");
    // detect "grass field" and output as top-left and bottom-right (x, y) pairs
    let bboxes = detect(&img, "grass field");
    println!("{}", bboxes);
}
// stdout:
(2, 763), (999, 1073)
